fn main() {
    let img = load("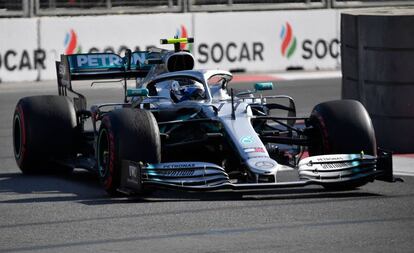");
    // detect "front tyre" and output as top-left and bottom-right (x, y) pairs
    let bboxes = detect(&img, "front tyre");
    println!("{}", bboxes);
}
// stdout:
(97, 109), (161, 196)
(308, 100), (377, 190)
